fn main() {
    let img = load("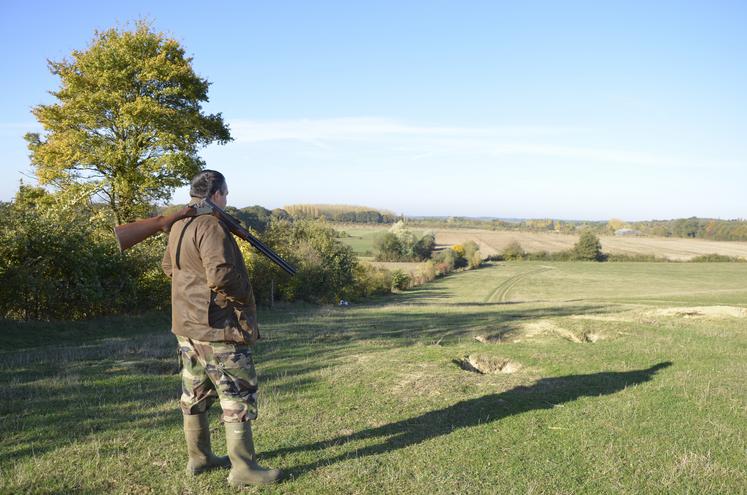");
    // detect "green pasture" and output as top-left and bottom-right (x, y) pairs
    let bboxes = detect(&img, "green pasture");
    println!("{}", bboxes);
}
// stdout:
(1, 262), (746, 494)
(336, 226), (385, 255)
(337, 225), (426, 255)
